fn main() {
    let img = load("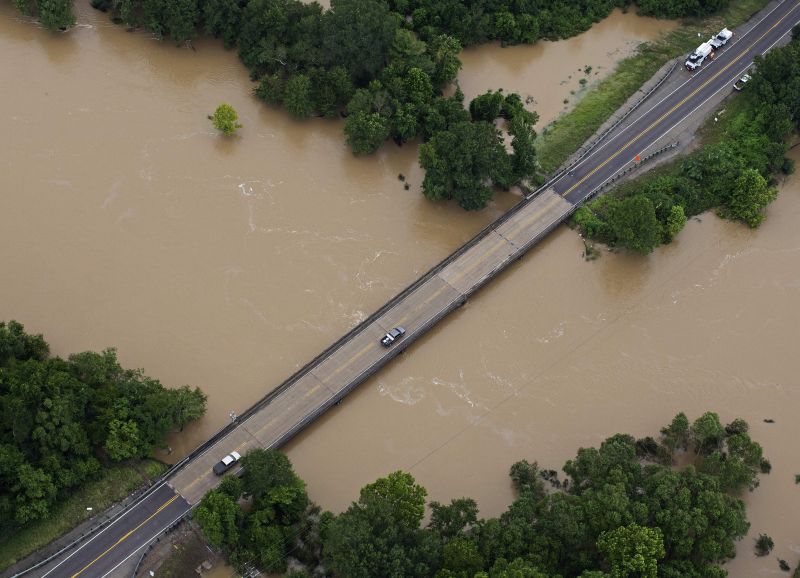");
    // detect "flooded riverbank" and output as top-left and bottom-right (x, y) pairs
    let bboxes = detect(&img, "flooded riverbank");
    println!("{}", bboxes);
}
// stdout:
(286, 152), (800, 574)
(458, 8), (676, 127)
(7, 3), (795, 576)
(0, 1), (671, 455)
